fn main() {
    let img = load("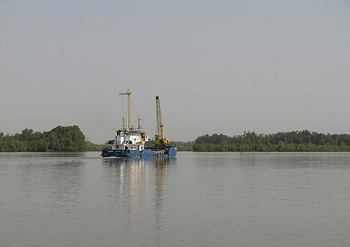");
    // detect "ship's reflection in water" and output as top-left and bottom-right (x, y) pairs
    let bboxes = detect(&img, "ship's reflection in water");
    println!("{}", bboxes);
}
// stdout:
(102, 157), (176, 239)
